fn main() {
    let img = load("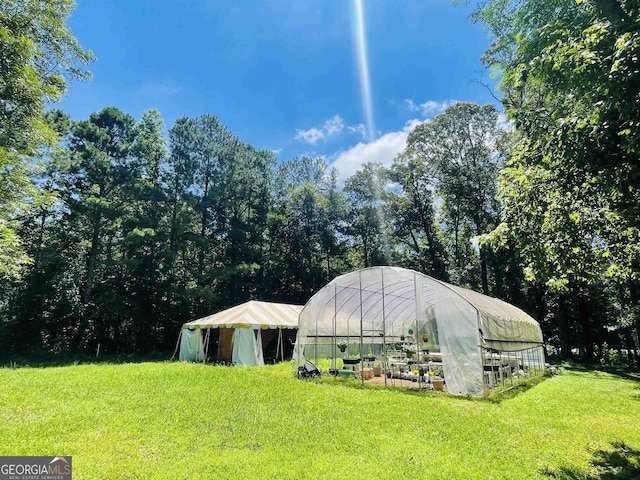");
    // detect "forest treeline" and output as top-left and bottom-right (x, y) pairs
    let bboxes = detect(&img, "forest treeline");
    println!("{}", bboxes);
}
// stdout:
(1, 0), (638, 363)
